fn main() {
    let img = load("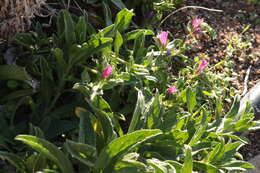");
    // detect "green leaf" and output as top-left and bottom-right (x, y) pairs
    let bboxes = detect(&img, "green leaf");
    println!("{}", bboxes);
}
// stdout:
(215, 99), (222, 119)
(115, 9), (134, 32)
(94, 129), (162, 172)
(40, 57), (53, 107)
(188, 111), (207, 146)
(147, 159), (176, 173)
(186, 87), (196, 113)
(181, 145), (193, 173)
(97, 24), (116, 37)
(0, 151), (27, 172)
(65, 140), (96, 167)
(128, 90), (145, 133)
(147, 93), (161, 129)
(125, 29), (154, 41)
(226, 95), (240, 119)
(133, 32), (146, 61)
(194, 161), (222, 173)
(62, 10), (76, 45)
(114, 31), (123, 55)
(75, 16), (87, 44)
(102, 2), (113, 26)
(111, 0), (126, 9)
(26, 154), (47, 173)
(206, 141), (224, 164)
(75, 107), (96, 146)
(15, 33), (36, 47)
(68, 37), (113, 67)
(0, 65), (31, 80)
(0, 89), (34, 102)
(15, 135), (75, 173)
(86, 97), (115, 144)
(53, 48), (66, 77)
(221, 160), (254, 171)
(165, 160), (182, 172)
